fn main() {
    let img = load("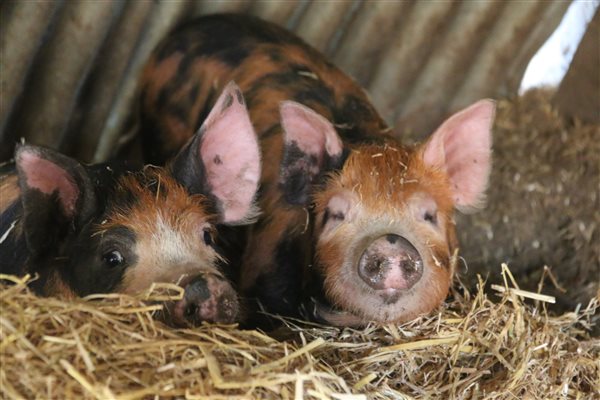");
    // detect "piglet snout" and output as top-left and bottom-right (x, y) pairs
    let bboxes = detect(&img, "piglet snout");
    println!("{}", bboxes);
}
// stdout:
(173, 274), (239, 326)
(358, 234), (423, 294)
